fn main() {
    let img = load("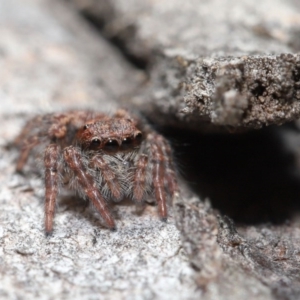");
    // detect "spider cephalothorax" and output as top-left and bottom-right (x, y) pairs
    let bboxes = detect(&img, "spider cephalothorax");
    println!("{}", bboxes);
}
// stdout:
(15, 109), (178, 234)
